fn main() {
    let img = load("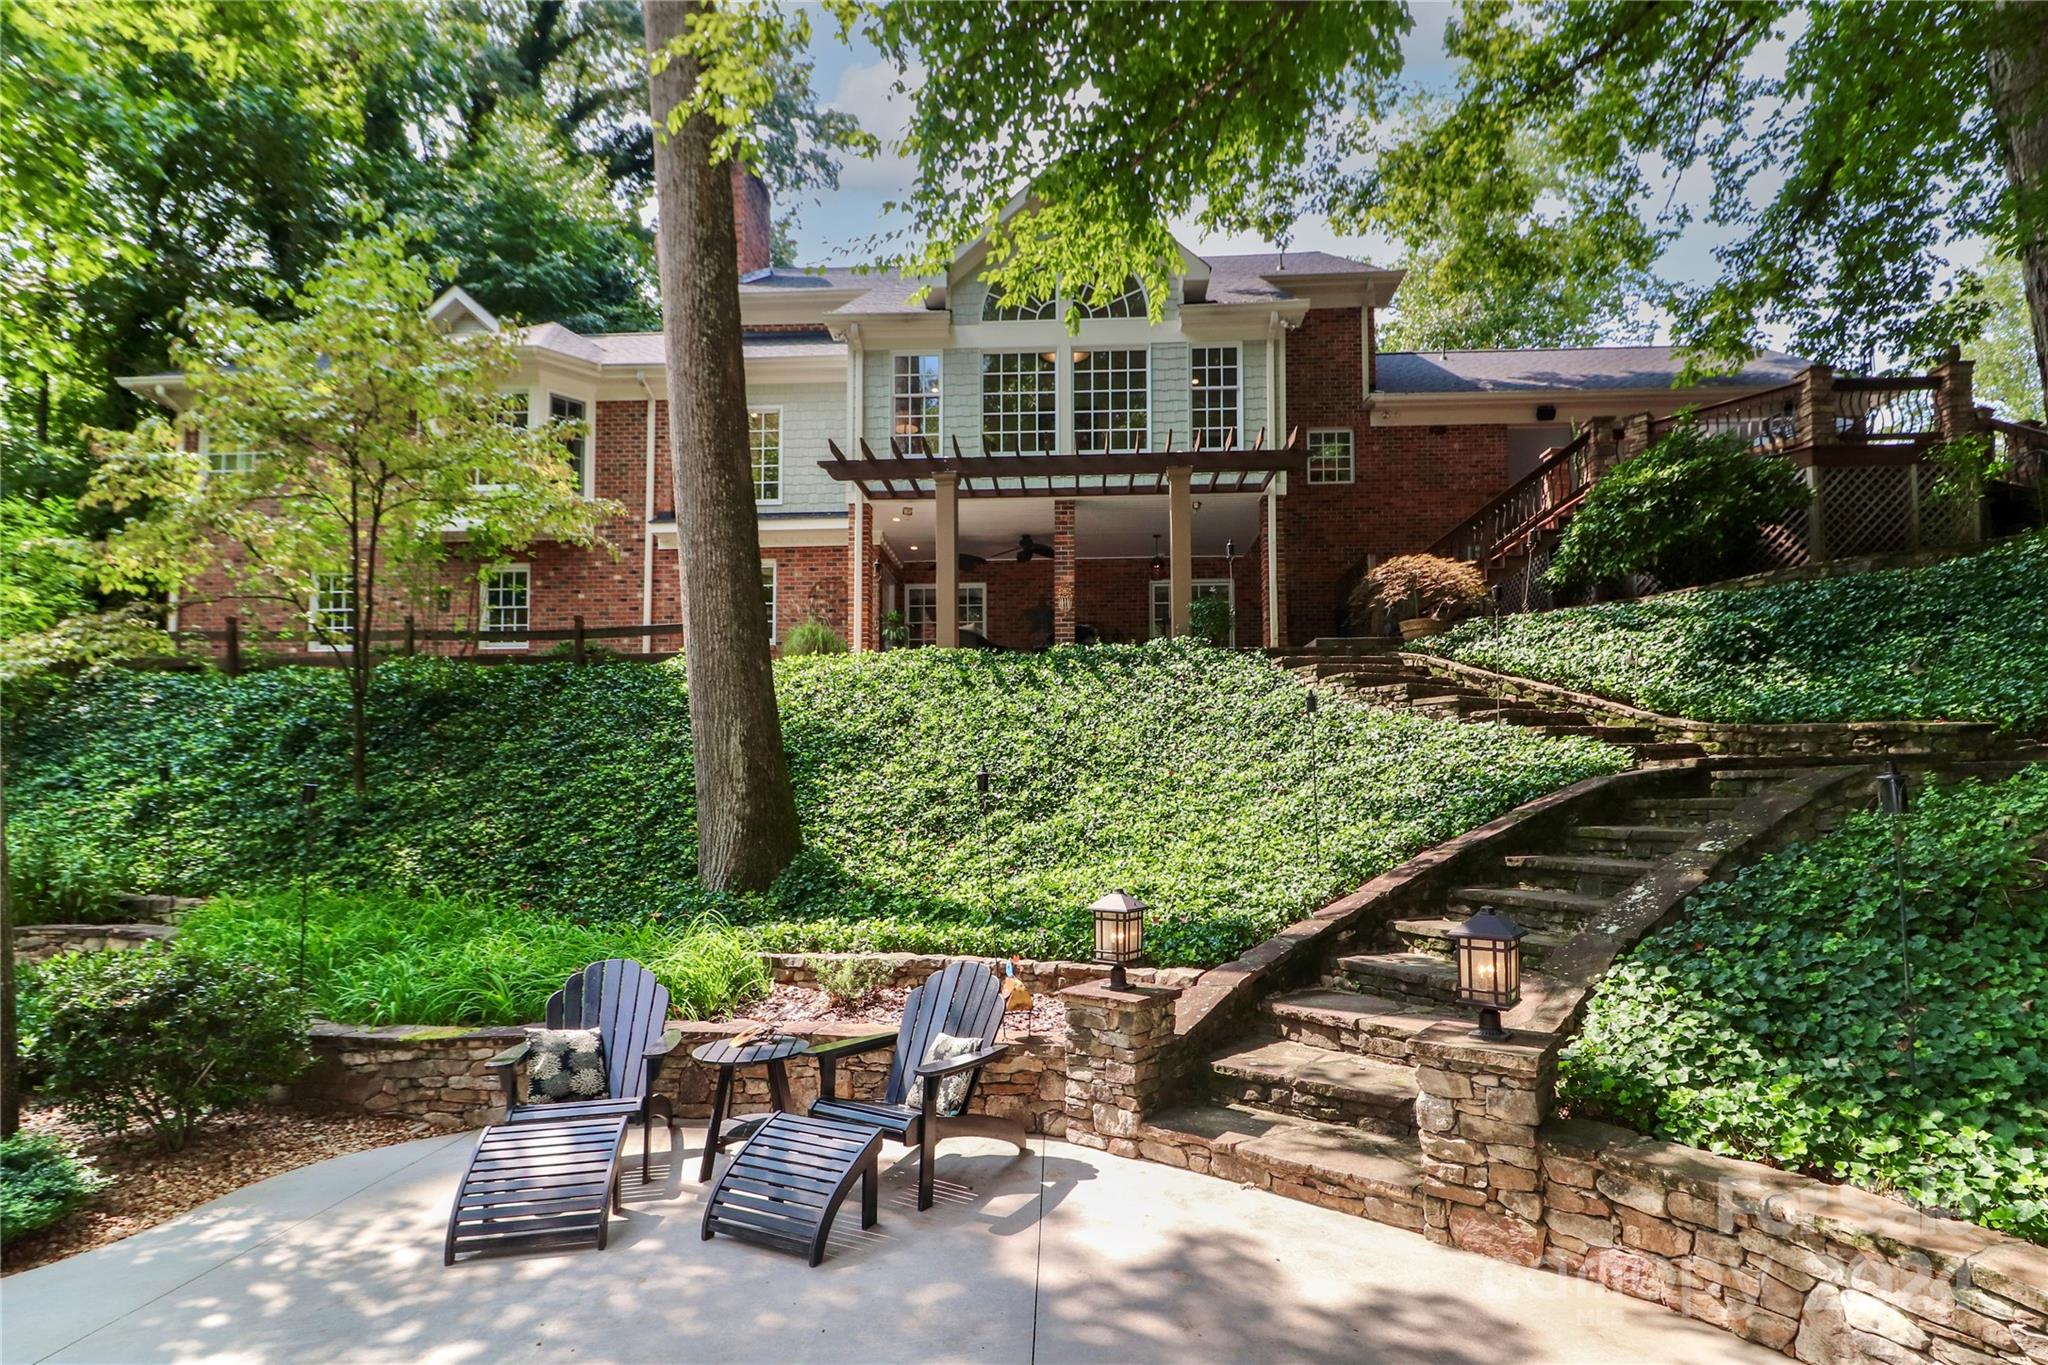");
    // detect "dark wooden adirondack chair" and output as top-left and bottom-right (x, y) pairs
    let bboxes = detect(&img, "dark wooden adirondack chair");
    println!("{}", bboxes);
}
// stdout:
(807, 960), (1027, 1210)
(486, 958), (681, 1179)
